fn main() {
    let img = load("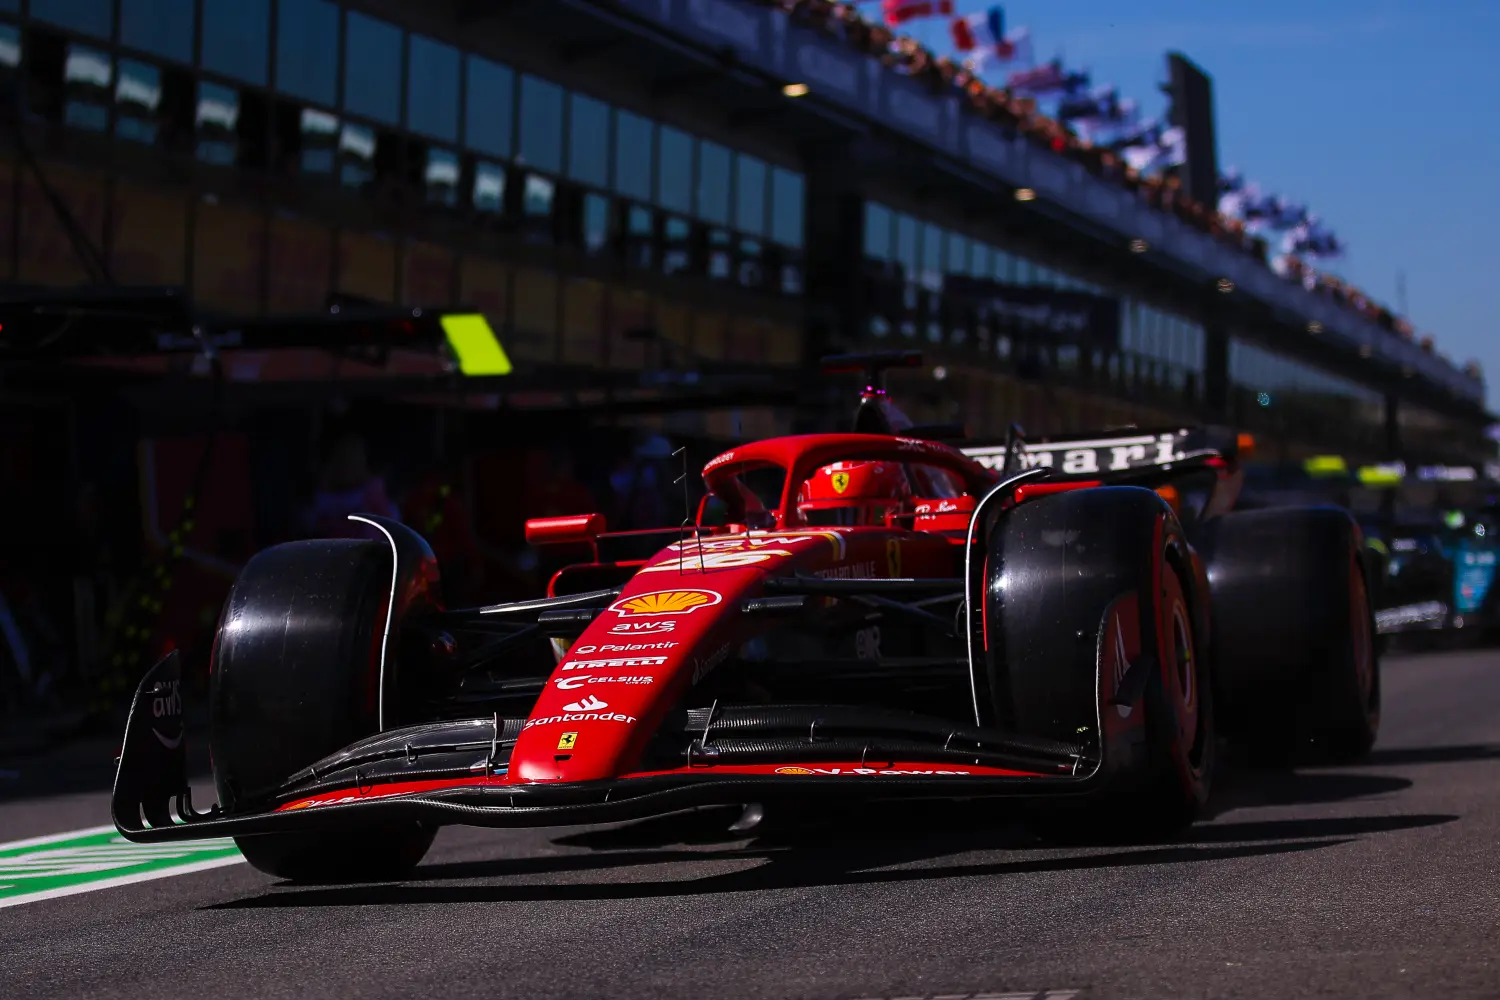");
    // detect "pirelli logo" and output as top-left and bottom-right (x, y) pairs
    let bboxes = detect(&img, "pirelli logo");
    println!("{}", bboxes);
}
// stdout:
(560, 656), (669, 671)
